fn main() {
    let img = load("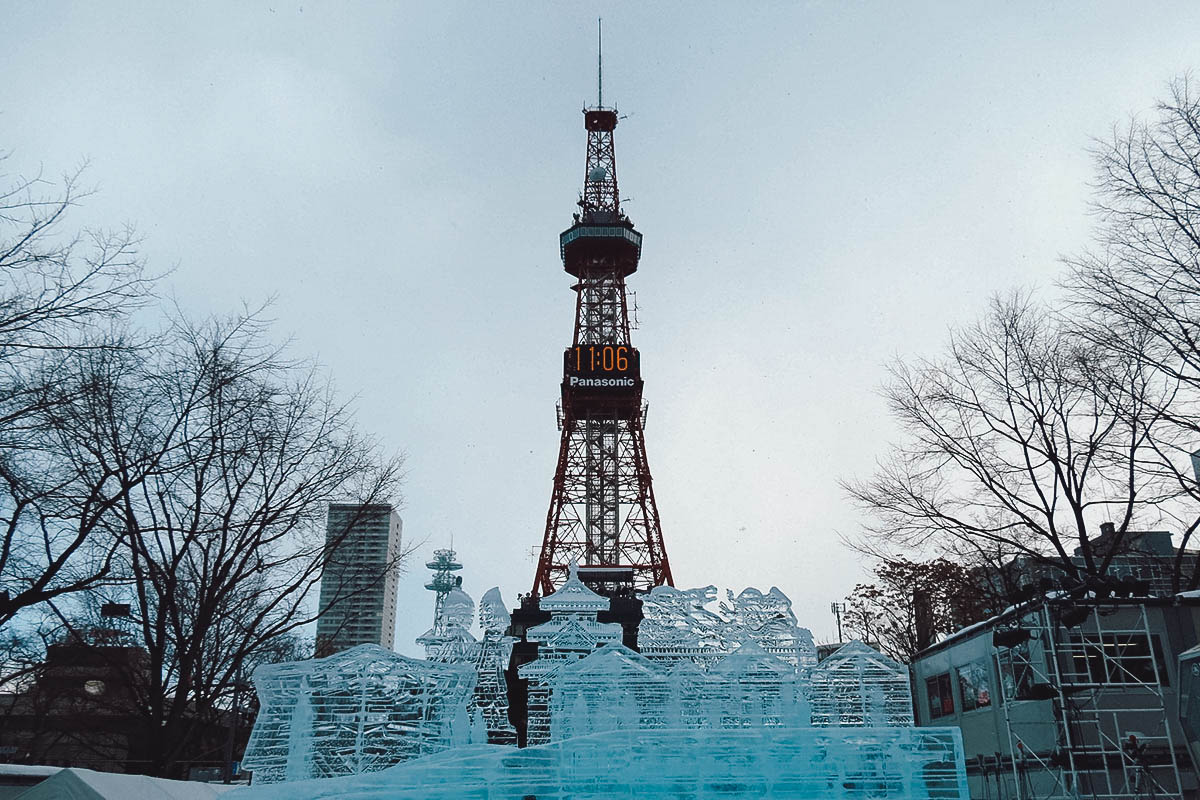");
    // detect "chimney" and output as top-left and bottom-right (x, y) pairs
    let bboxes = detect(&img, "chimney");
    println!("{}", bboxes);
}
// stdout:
(914, 588), (934, 652)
